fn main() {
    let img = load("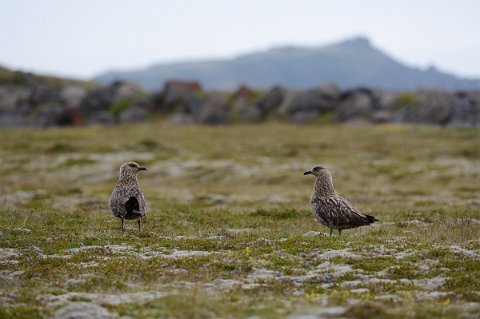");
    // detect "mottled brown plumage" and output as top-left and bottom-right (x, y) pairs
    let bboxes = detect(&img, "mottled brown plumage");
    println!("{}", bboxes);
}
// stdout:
(304, 165), (378, 236)
(109, 162), (147, 231)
